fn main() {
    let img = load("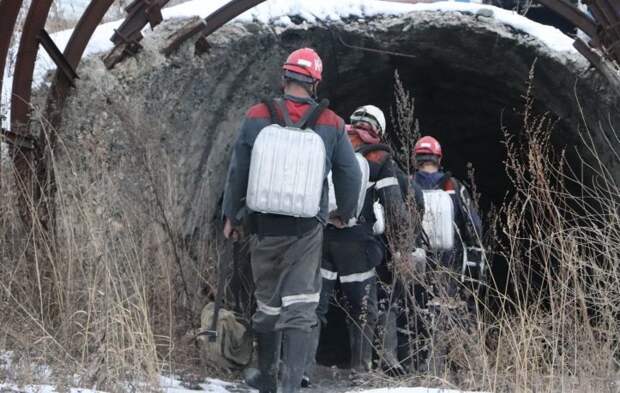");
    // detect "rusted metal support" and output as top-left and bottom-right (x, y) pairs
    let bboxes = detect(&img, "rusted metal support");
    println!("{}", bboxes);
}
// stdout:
(202, 0), (268, 37)
(45, 0), (117, 148)
(111, 0), (166, 45)
(575, 37), (605, 67)
(592, 0), (620, 61)
(46, 0), (116, 123)
(574, 37), (620, 90)
(9, 0), (54, 229)
(38, 29), (78, 87)
(1, 128), (35, 150)
(161, 18), (207, 56)
(103, 0), (169, 69)
(62, 0), (116, 68)
(161, 0), (267, 56)
(39, 0), (117, 236)
(11, 0), (54, 134)
(536, 0), (598, 37)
